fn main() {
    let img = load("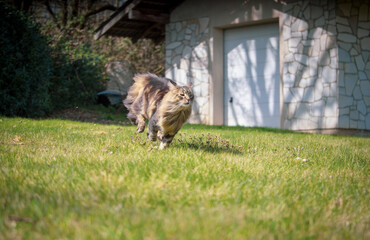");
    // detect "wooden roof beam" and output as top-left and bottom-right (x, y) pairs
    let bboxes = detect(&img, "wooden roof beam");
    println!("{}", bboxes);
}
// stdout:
(94, 0), (142, 40)
(128, 9), (169, 24)
(109, 26), (145, 33)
